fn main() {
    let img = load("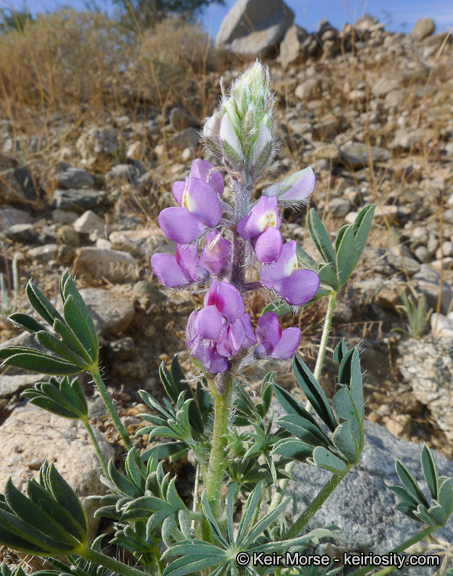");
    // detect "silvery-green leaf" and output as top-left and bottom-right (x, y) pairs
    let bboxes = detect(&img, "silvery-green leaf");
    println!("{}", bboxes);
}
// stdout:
(421, 445), (439, 500)
(395, 460), (430, 508)
(335, 225), (355, 287)
(353, 204), (376, 268)
(318, 264), (339, 291)
(332, 421), (358, 464)
(312, 447), (347, 473)
(307, 209), (336, 266)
